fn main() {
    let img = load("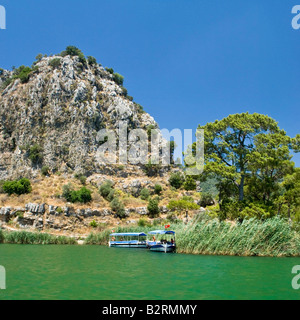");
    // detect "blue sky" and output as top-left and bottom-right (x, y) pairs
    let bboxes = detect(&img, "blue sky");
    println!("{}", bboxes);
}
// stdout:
(0, 0), (299, 165)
